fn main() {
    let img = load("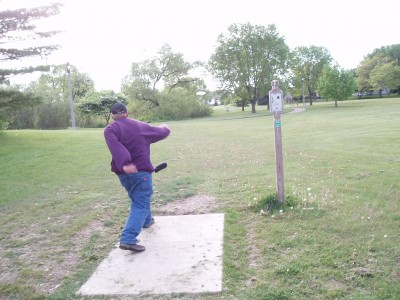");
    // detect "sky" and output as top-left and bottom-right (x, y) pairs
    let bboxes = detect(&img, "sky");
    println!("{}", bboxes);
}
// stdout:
(2, 0), (399, 91)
